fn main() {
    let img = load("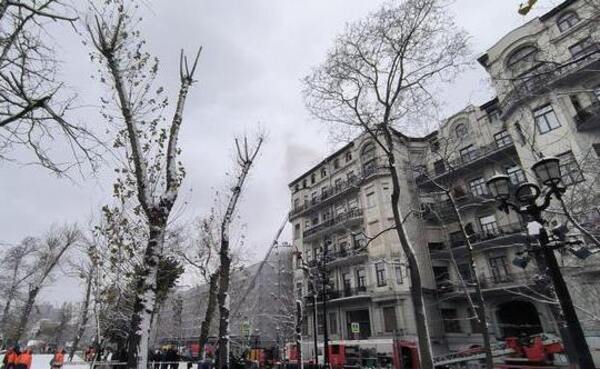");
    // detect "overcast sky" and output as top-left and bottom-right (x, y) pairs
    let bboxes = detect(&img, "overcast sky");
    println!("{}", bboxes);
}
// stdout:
(0, 0), (563, 304)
